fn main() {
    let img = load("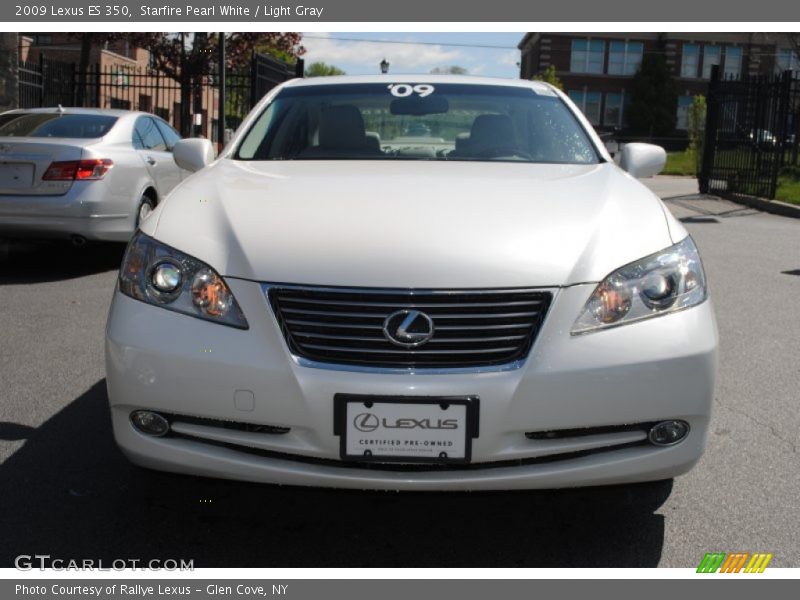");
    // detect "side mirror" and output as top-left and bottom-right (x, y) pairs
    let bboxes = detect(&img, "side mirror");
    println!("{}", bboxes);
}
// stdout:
(173, 138), (216, 172)
(619, 143), (666, 178)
